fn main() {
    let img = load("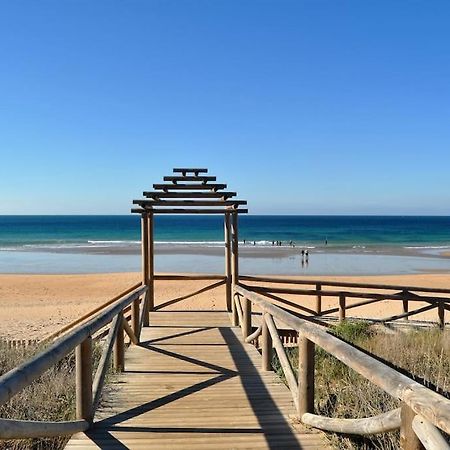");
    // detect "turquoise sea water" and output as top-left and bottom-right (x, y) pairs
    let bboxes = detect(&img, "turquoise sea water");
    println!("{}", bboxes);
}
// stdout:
(1, 215), (450, 249)
(1, 216), (450, 275)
